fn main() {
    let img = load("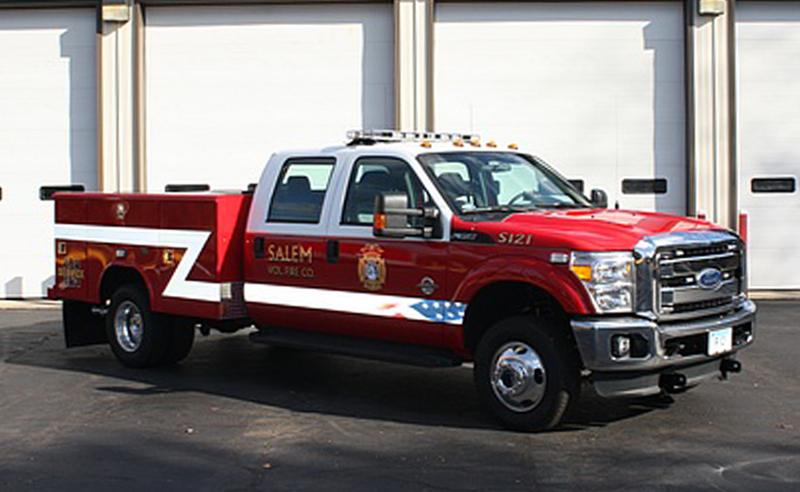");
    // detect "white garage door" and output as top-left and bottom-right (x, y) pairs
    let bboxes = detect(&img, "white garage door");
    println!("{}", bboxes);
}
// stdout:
(145, 4), (394, 191)
(435, 2), (685, 215)
(0, 9), (96, 298)
(738, 2), (800, 290)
